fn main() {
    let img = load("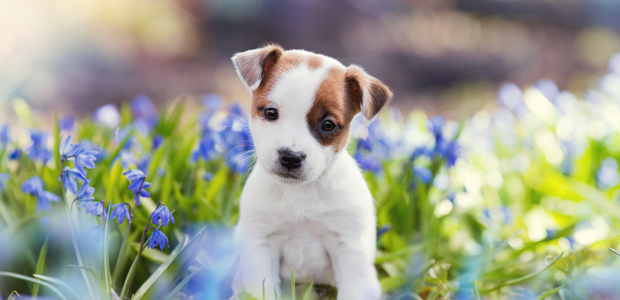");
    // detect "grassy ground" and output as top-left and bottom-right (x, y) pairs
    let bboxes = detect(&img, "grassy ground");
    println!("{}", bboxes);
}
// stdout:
(1, 66), (620, 299)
